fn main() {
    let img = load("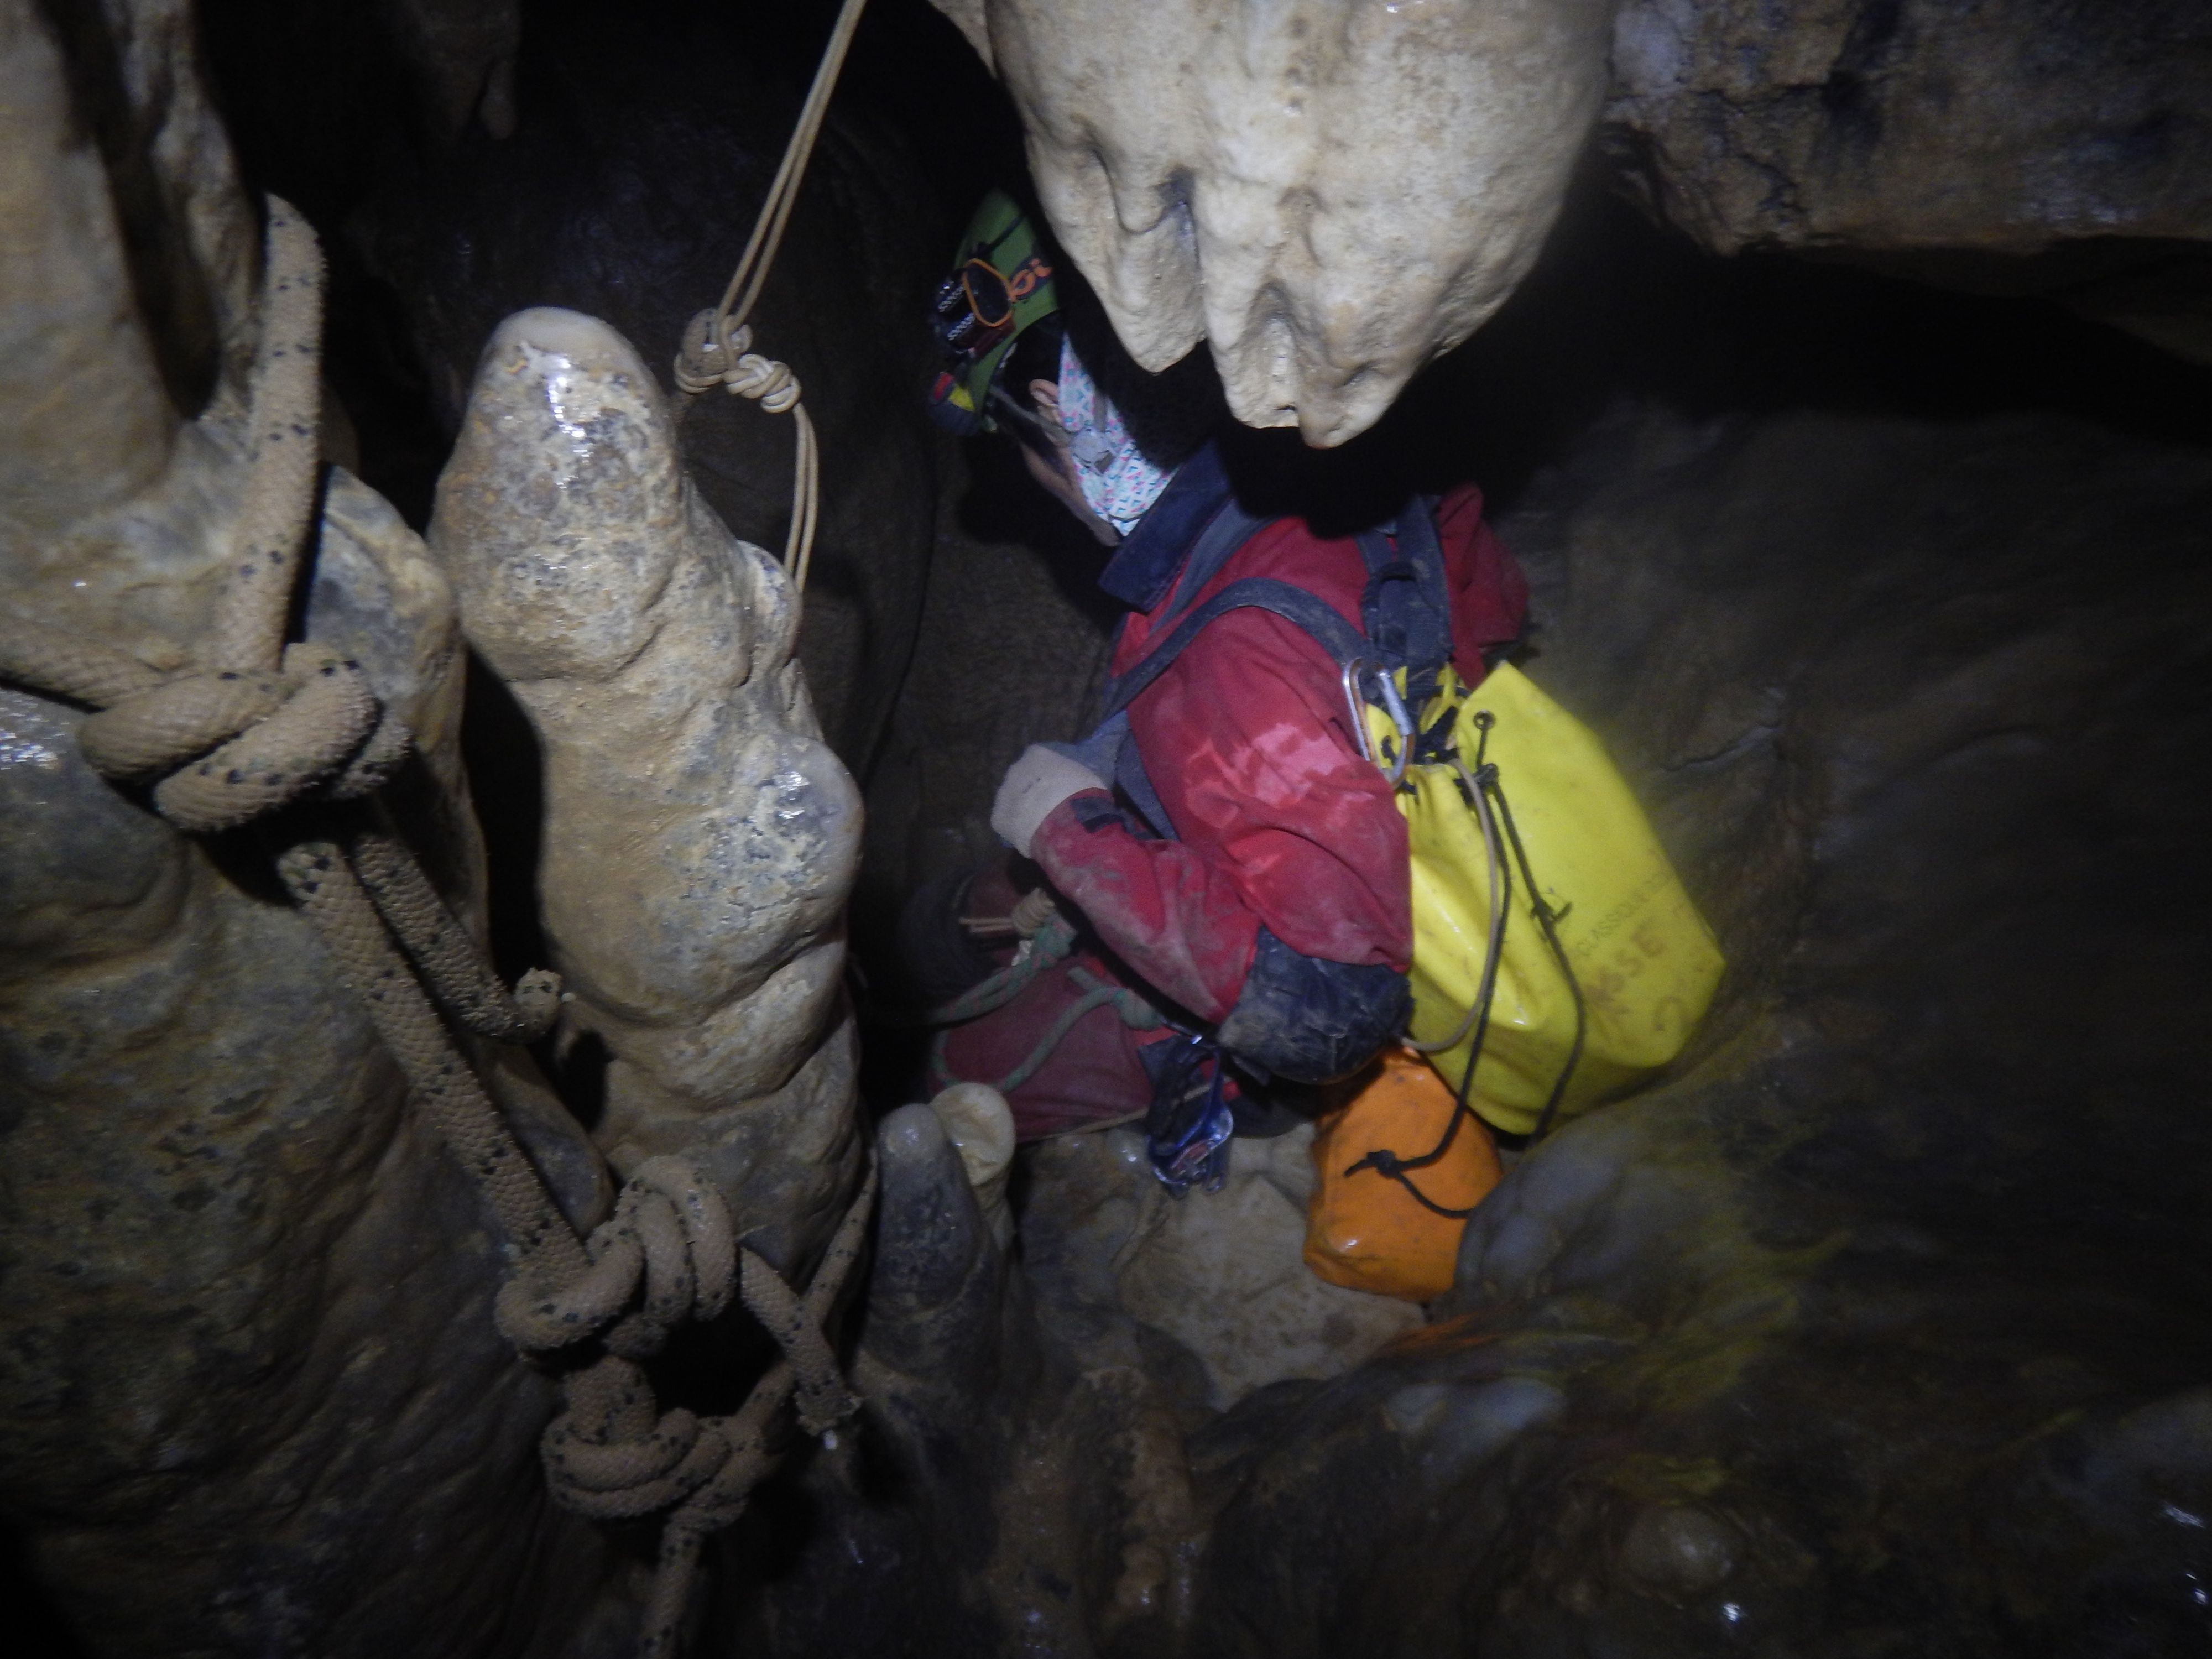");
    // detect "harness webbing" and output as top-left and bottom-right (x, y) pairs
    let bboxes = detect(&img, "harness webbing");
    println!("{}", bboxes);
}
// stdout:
(1101, 576), (1371, 719)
